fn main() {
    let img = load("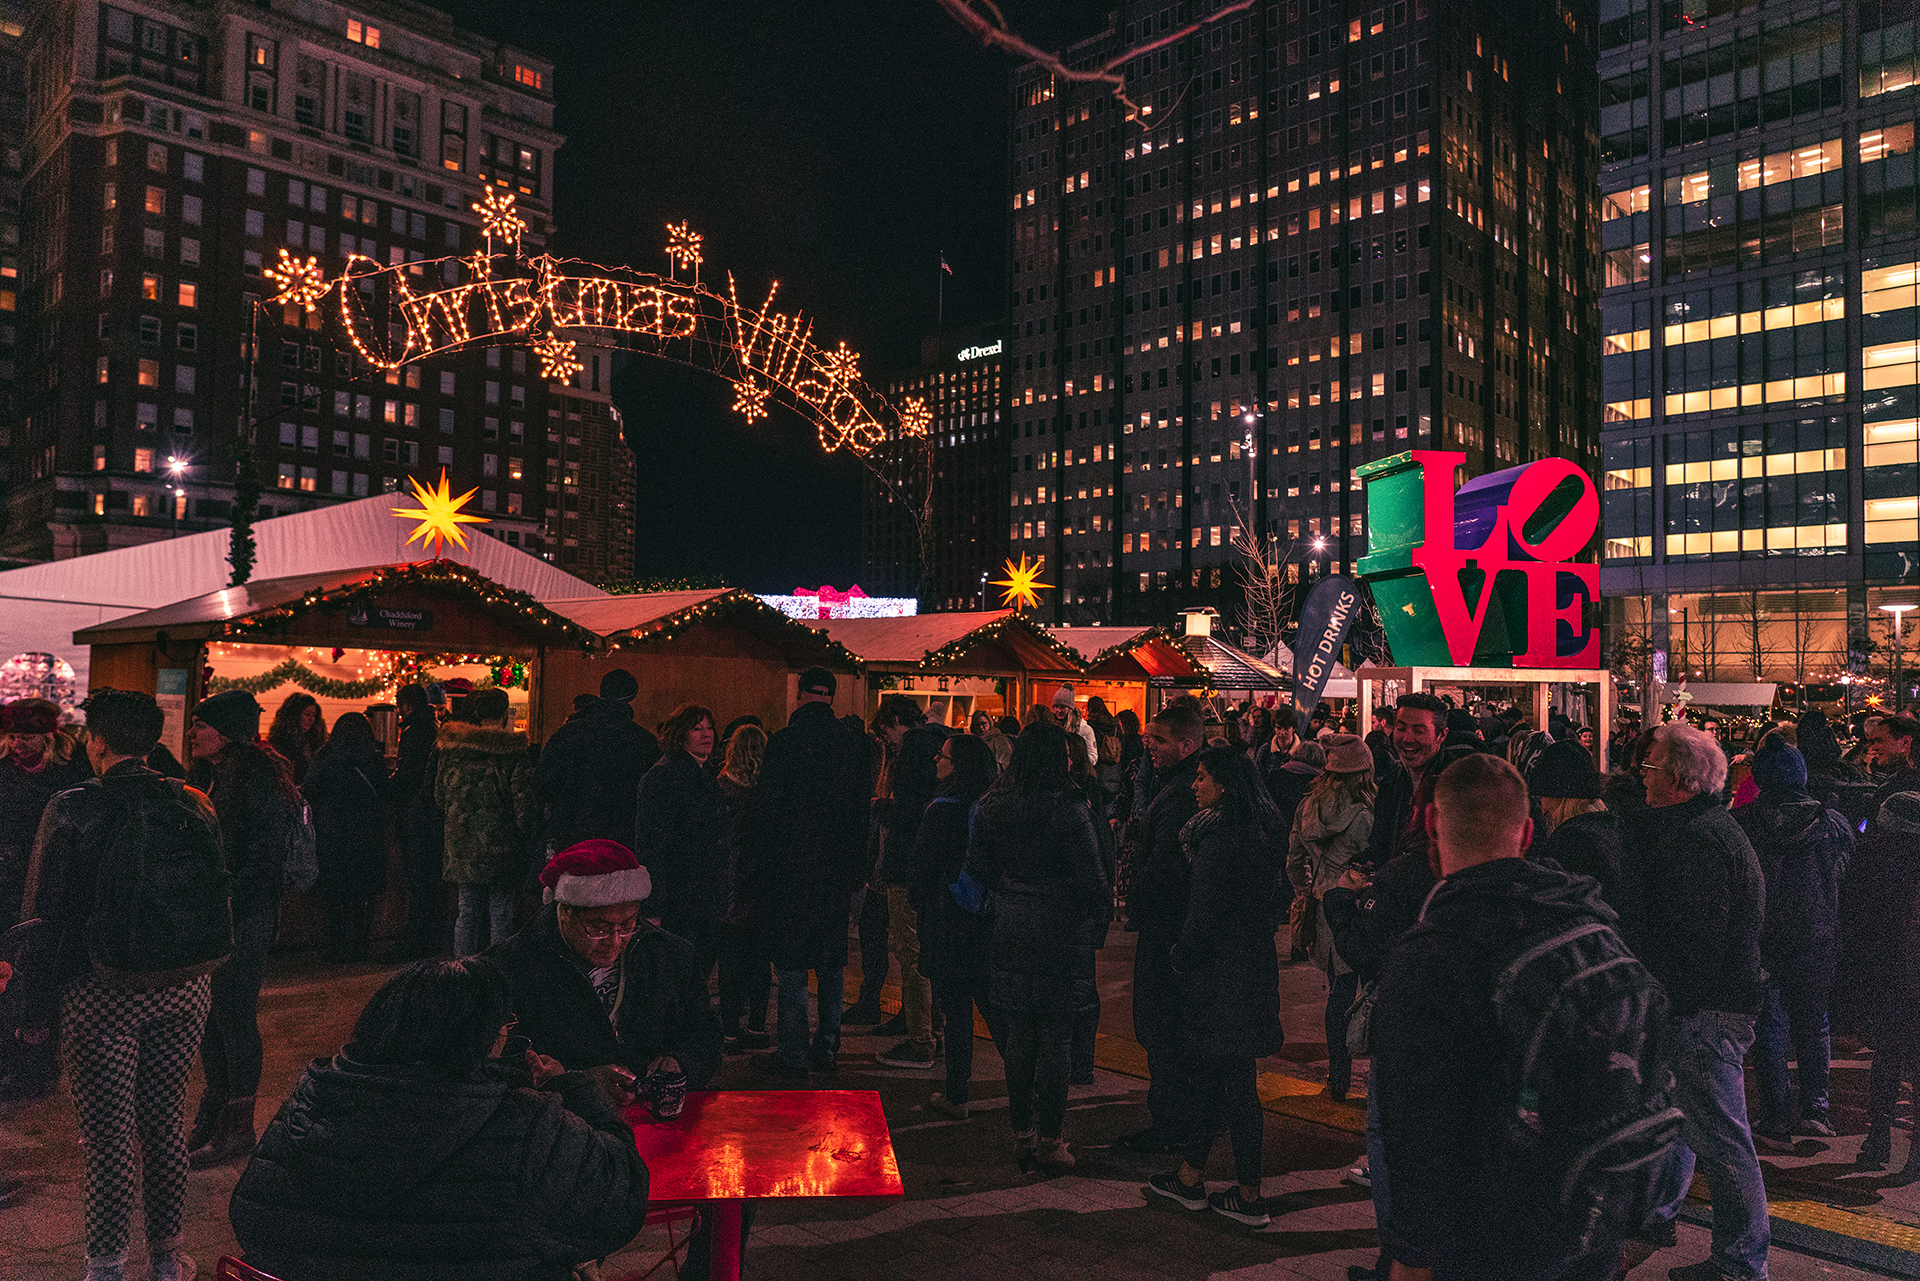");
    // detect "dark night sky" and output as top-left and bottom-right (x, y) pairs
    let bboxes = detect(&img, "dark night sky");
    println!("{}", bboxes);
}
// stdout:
(433, 0), (1109, 591)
